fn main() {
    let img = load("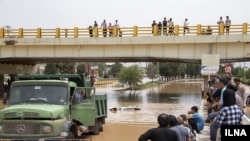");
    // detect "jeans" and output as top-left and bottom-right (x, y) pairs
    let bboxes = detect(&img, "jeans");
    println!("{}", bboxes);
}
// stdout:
(210, 117), (219, 141)
(208, 112), (218, 120)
